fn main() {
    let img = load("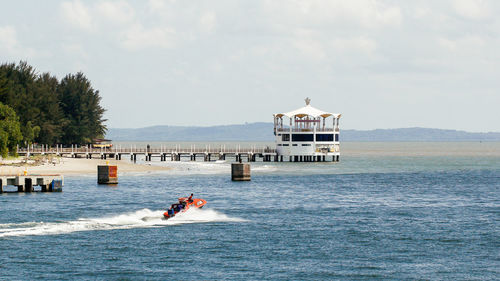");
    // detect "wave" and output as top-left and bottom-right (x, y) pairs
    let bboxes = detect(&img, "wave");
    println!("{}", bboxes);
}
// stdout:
(0, 208), (246, 238)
